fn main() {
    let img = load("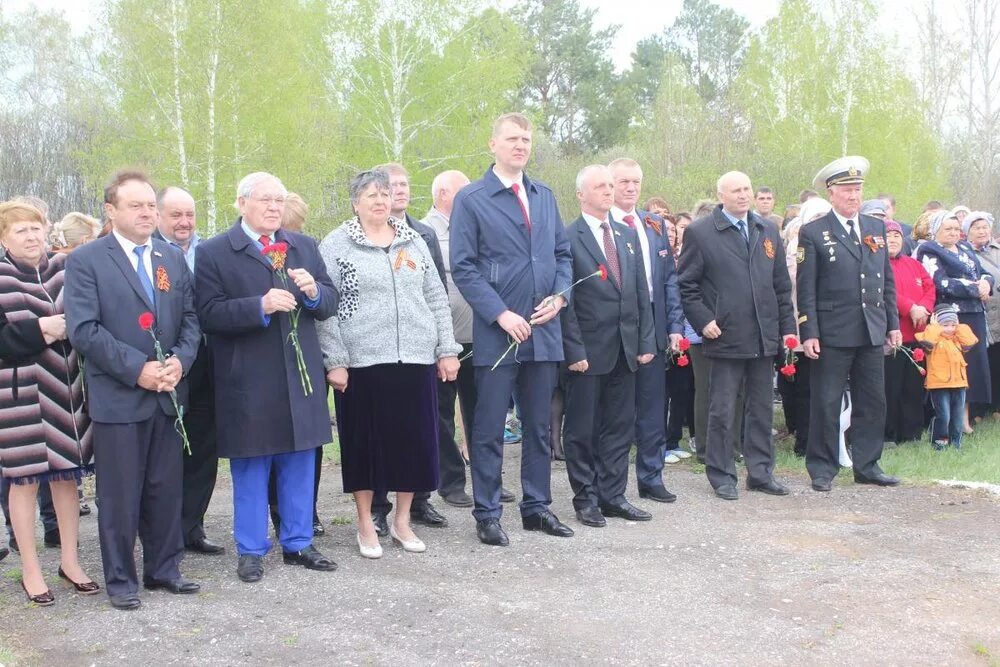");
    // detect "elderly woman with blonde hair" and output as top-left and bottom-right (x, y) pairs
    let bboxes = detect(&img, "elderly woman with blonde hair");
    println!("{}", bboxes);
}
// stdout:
(280, 193), (309, 233)
(50, 212), (101, 253)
